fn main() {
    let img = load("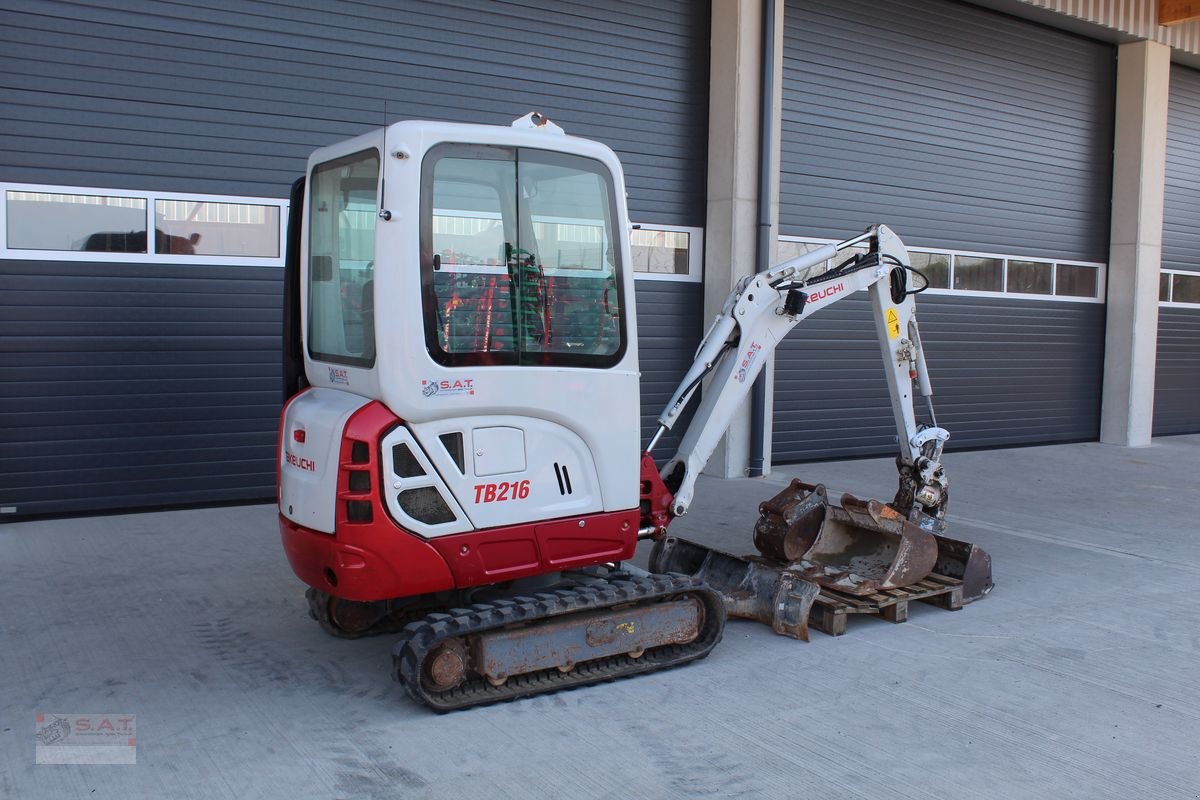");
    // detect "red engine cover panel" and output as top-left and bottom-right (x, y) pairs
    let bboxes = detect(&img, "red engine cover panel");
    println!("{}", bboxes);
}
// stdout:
(279, 514), (456, 601)
(430, 510), (639, 588)
(278, 400), (457, 601)
(279, 399), (639, 602)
